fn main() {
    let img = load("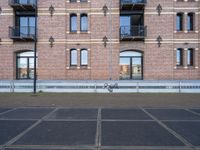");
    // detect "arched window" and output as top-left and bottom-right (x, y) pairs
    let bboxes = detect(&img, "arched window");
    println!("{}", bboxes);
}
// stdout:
(176, 13), (184, 31)
(70, 14), (77, 32)
(16, 51), (37, 79)
(80, 14), (88, 32)
(70, 49), (77, 66)
(176, 48), (183, 66)
(120, 51), (143, 80)
(187, 48), (194, 66)
(187, 13), (194, 31)
(80, 49), (88, 66)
